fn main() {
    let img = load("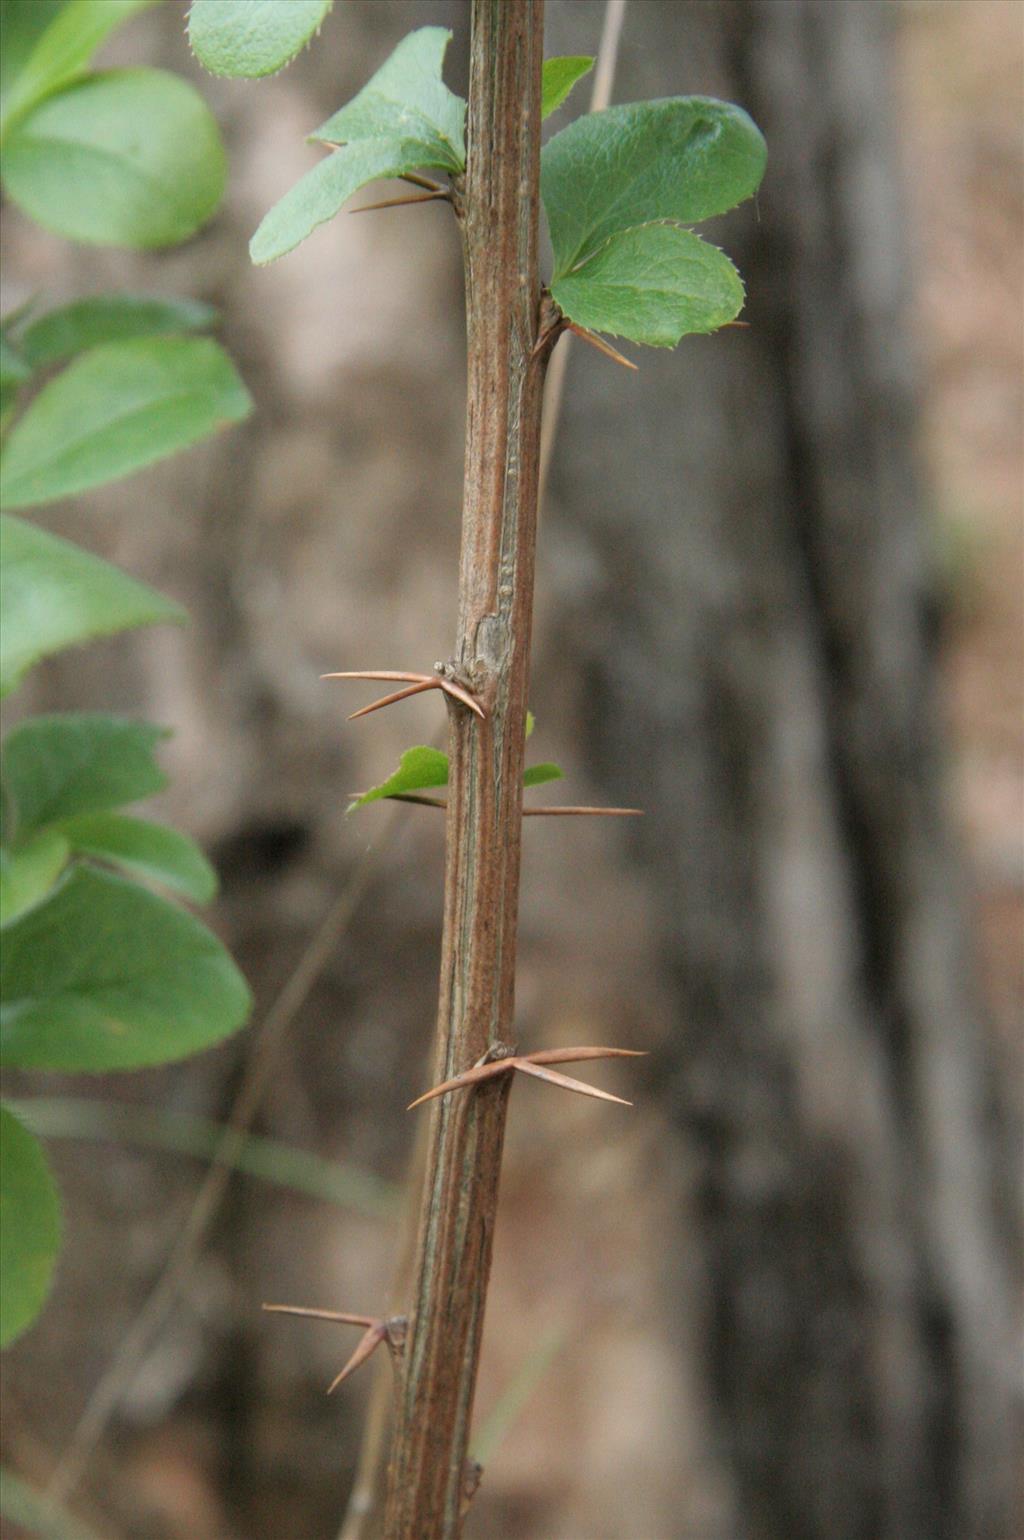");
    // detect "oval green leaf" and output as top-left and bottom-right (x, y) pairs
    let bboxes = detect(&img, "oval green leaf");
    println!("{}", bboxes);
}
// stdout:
(58, 812), (217, 904)
(542, 96), (766, 277)
(552, 224), (745, 347)
(189, 0), (333, 80)
(0, 335), (251, 509)
(251, 136), (446, 266)
(2, 67), (227, 248)
(0, 829), (69, 927)
(313, 27), (464, 171)
(522, 762), (564, 788)
(349, 744), (450, 811)
(18, 293), (217, 370)
(541, 56), (593, 121)
(0, 516), (184, 699)
(0, 1105), (61, 1347)
(0, 0), (156, 142)
(2, 714), (169, 842)
(0, 865), (251, 1072)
